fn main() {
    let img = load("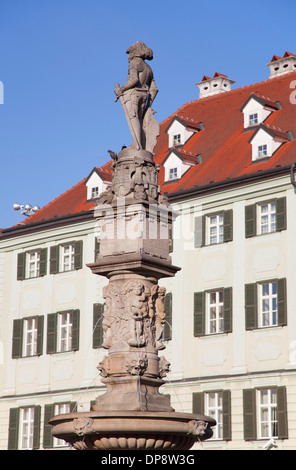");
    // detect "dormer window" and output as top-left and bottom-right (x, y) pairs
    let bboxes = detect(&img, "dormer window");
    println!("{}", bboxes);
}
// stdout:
(241, 93), (279, 129)
(169, 167), (178, 180)
(173, 134), (181, 146)
(249, 124), (289, 162)
(165, 115), (203, 148)
(91, 186), (99, 198)
(249, 113), (258, 126)
(258, 144), (268, 158)
(163, 148), (199, 182)
(85, 166), (112, 201)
